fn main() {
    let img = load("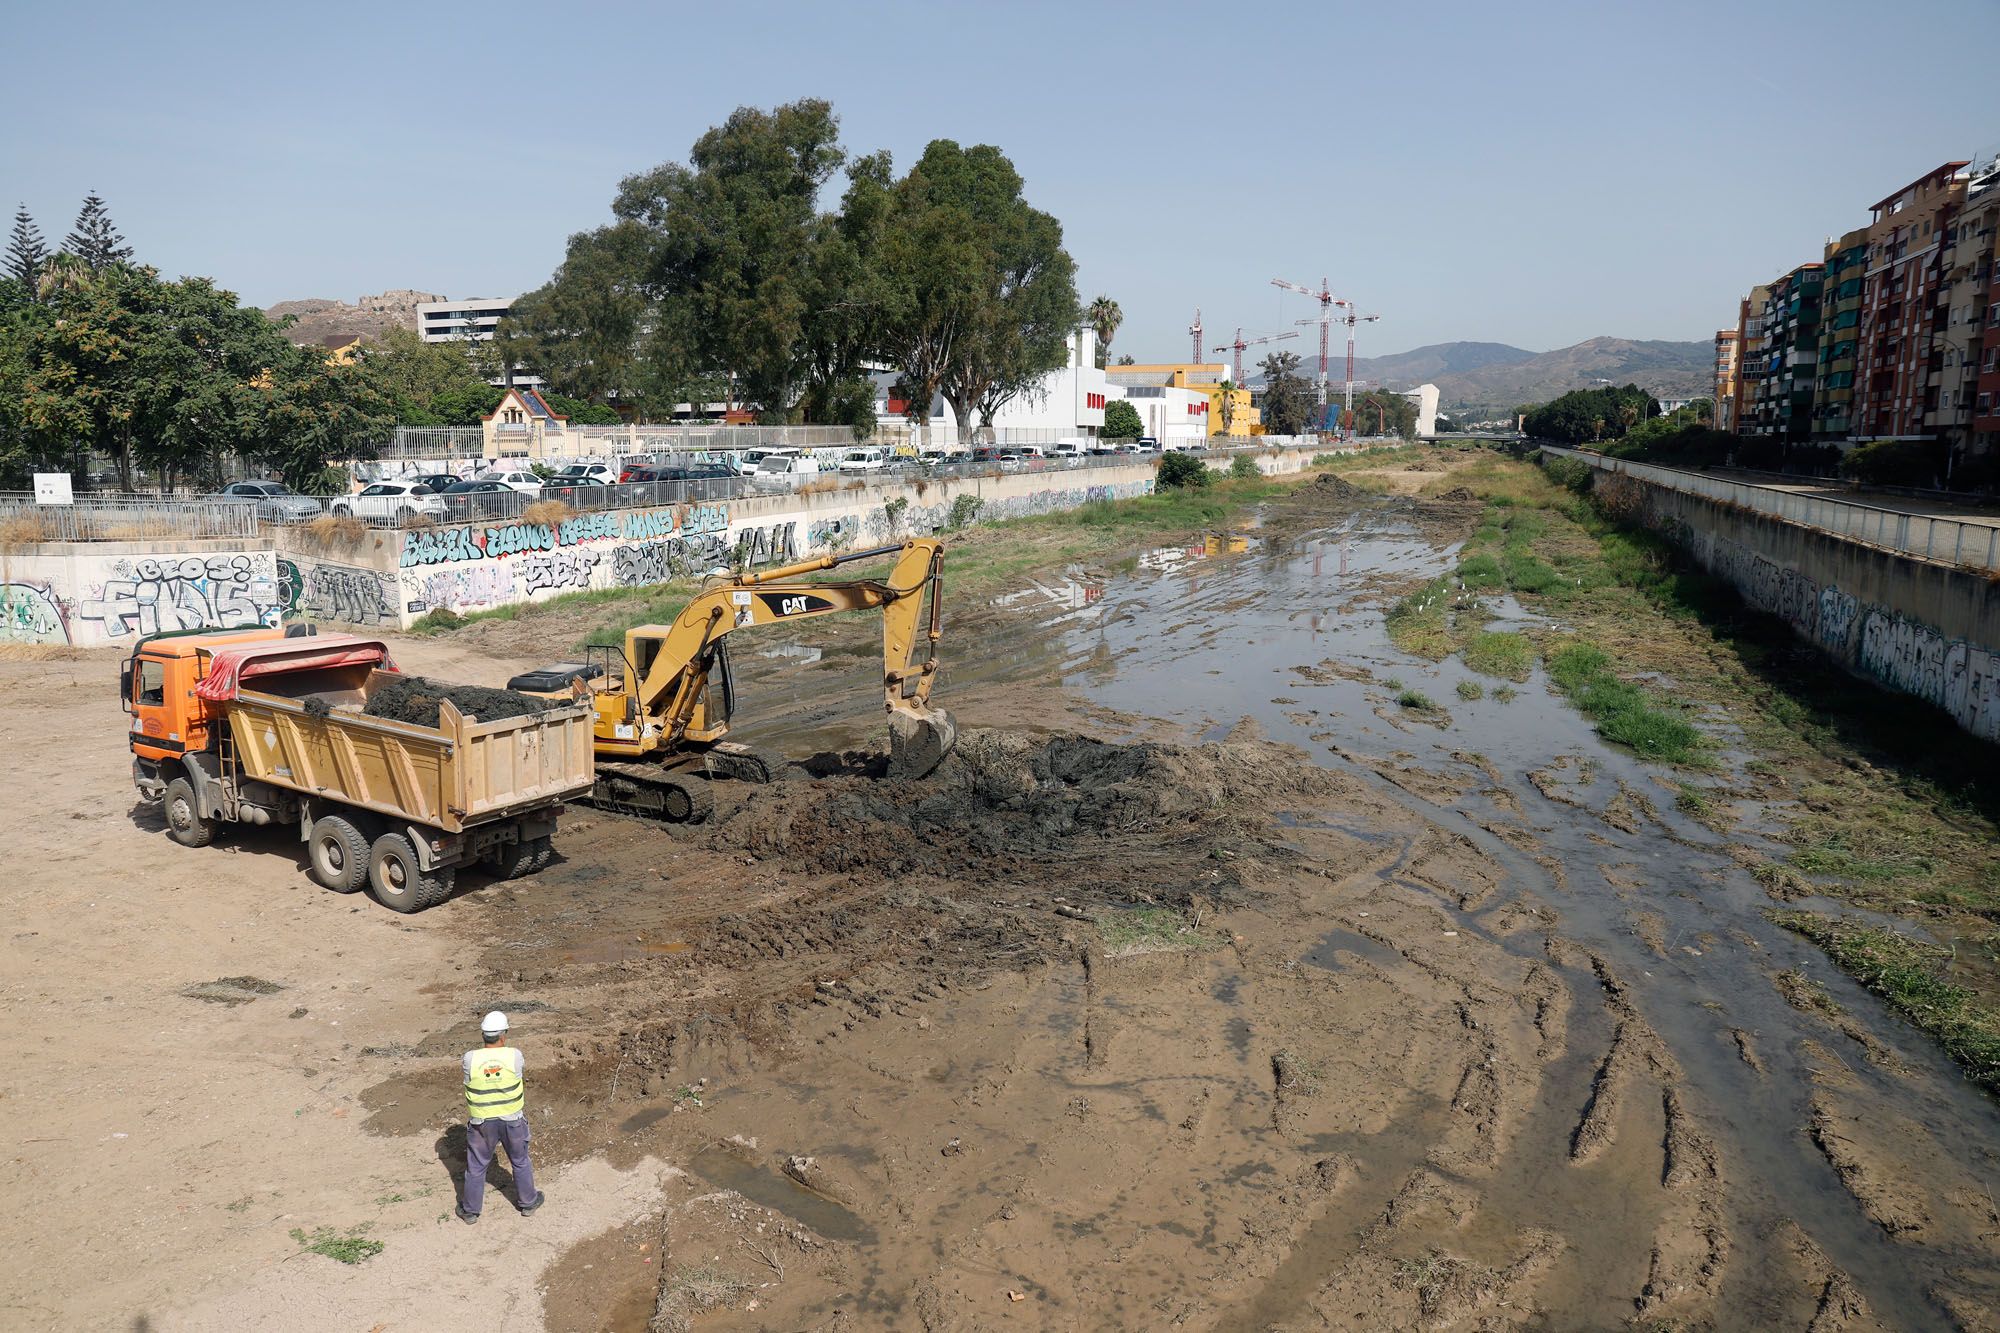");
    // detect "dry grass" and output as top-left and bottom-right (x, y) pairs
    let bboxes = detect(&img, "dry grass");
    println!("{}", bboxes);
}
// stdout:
(305, 513), (368, 546)
(0, 512), (49, 546)
(651, 1265), (754, 1332)
(521, 499), (575, 528)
